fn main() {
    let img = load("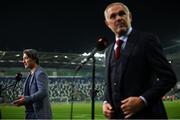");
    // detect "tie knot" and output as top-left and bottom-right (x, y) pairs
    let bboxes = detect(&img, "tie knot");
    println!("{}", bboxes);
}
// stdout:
(116, 39), (123, 46)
